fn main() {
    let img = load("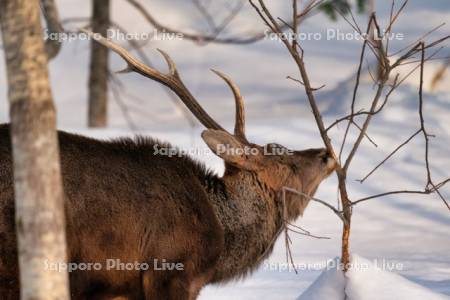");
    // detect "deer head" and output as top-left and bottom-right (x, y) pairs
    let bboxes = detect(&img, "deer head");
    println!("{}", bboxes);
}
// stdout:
(202, 130), (336, 219)
(88, 32), (337, 219)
